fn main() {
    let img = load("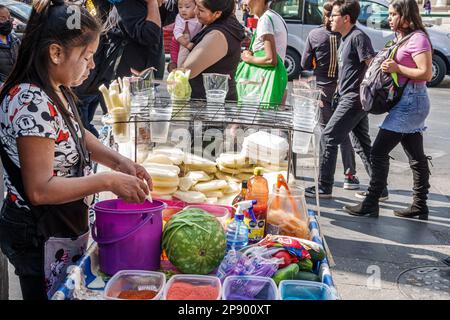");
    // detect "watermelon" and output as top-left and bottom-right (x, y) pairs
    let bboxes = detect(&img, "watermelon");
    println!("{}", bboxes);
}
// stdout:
(162, 208), (226, 274)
